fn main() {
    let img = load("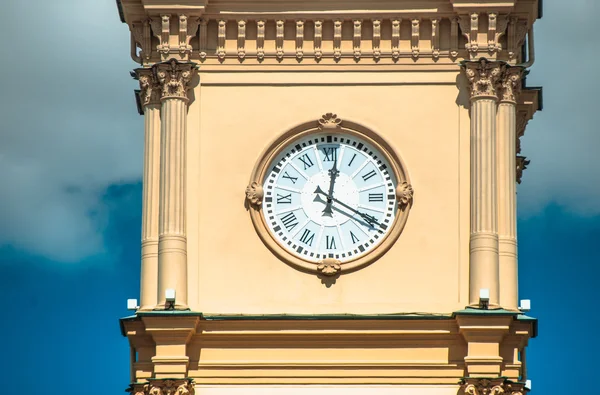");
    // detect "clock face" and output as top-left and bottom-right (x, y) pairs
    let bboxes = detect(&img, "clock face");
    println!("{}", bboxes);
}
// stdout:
(262, 133), (398, 263)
